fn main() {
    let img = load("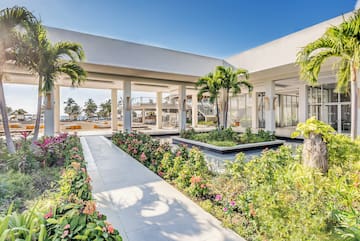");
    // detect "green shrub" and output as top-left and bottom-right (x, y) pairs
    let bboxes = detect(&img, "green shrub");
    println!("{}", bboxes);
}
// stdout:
(180, 127), (275, 145)
(0, 134), (123, 241)
(45, 200), (122, 241)
(207, 140), (237, 146)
